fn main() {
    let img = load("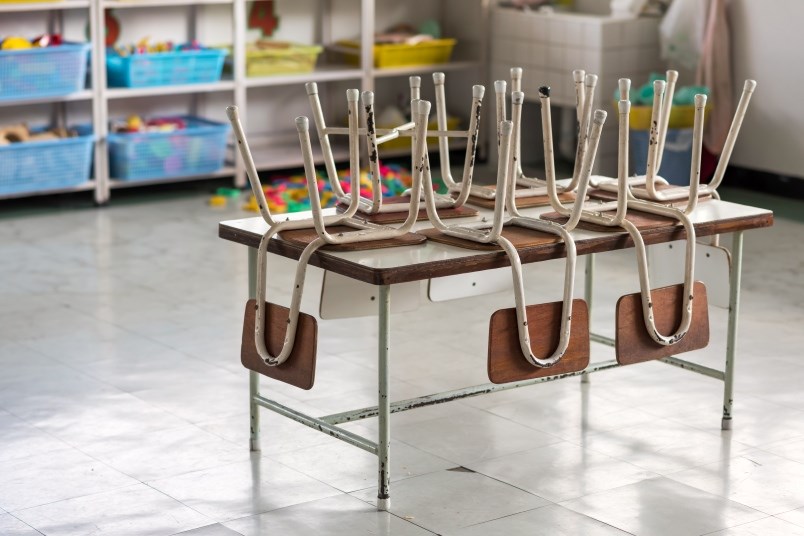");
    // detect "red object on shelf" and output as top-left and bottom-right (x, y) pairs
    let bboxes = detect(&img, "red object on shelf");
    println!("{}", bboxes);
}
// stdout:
(105, 12), (121, 46)
(249, 1), (280, 37)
